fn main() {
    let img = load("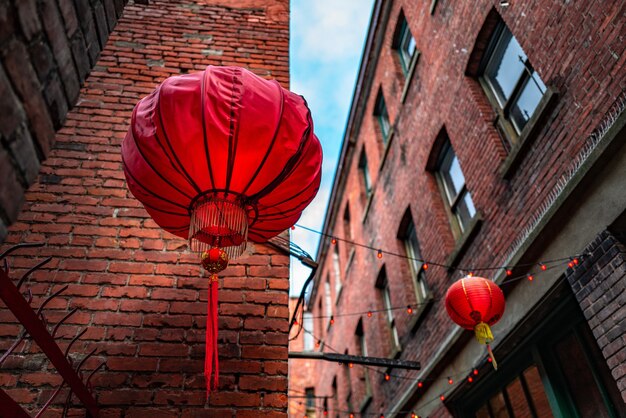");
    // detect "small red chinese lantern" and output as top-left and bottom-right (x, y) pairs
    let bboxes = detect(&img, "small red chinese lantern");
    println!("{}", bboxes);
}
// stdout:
(122, 66), (322, 393)
(445, 276), (505, 369)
